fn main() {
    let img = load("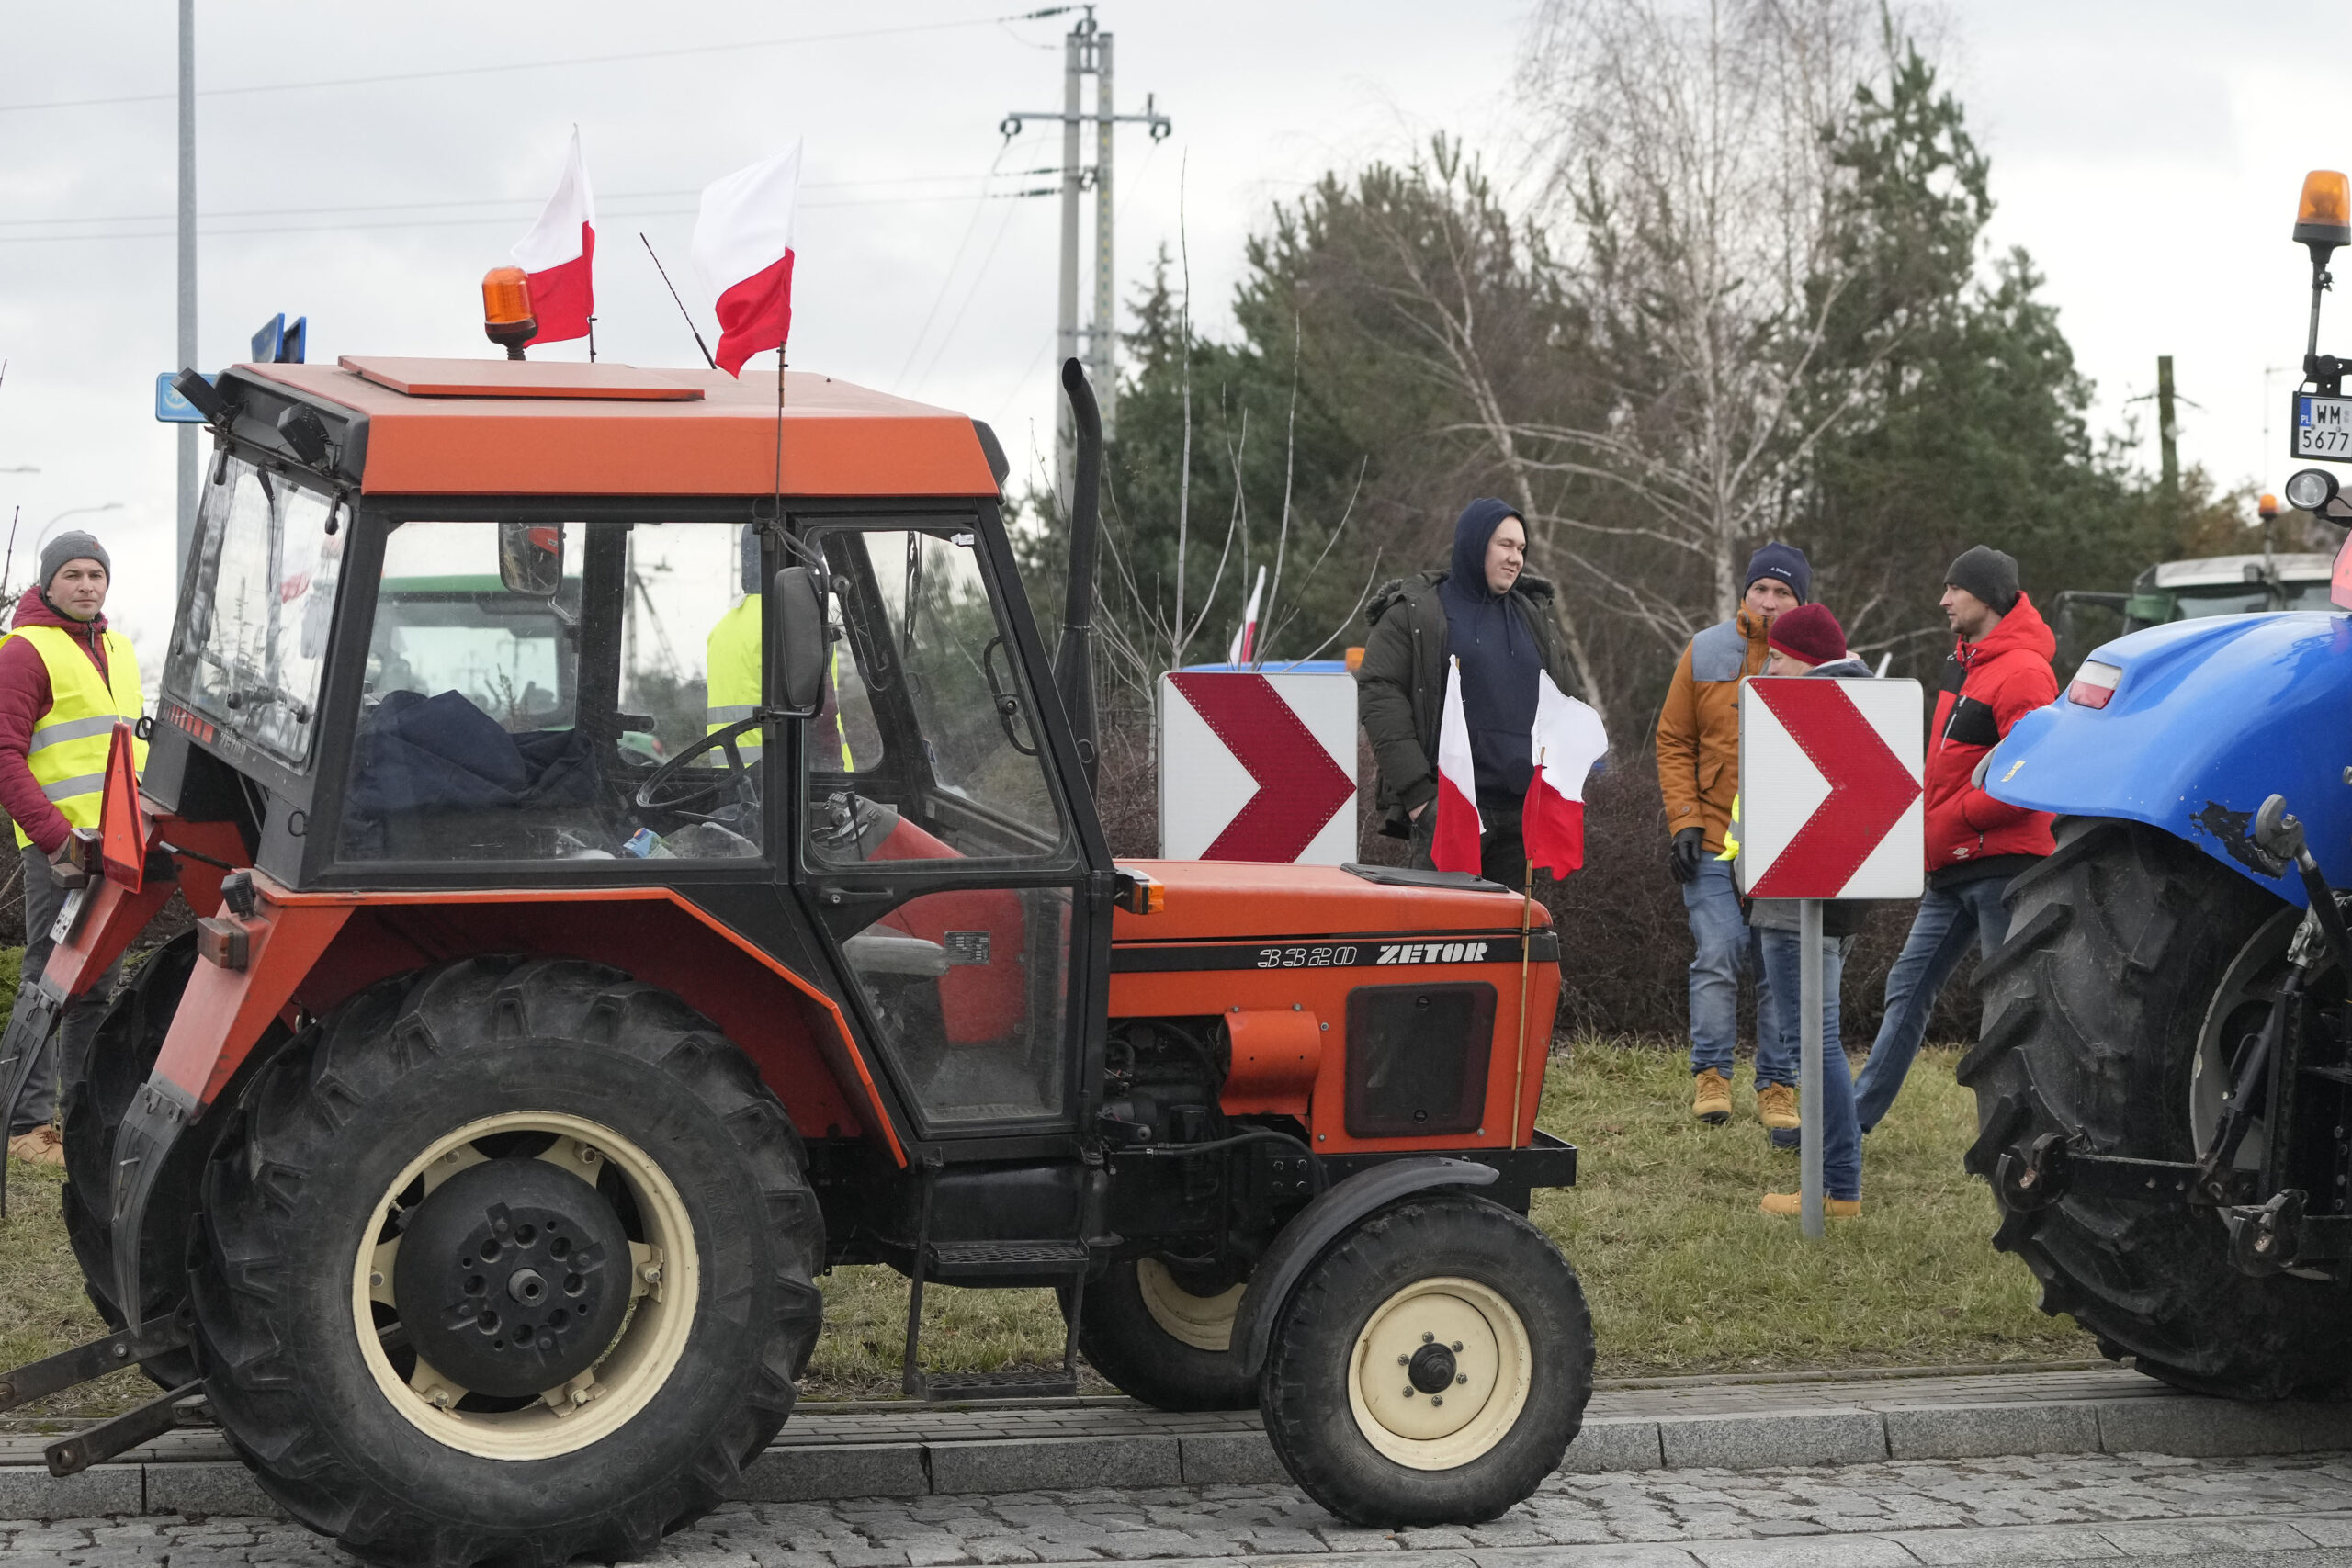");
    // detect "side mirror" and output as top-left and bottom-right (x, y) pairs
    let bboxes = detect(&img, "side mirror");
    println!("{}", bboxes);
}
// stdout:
(773, 565), (827, 716)
(497, 522), (565, 597)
